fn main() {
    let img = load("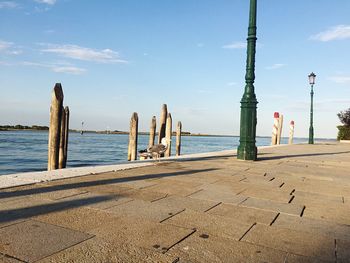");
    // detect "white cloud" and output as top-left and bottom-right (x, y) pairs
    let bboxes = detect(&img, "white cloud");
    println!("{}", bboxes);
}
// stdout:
(19, 60), (86, 74)
(328, 75), (350, 84)
(0, 1), (18, 9)
(41, 44), (127, 63)
(35, 0), (56, 5)
(310, 25), (350, 42)
(222, 42), (246, 49)
(265, 63), (286, 70)
(52, 66), (86, 75)
(0, 40), (13, 51)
